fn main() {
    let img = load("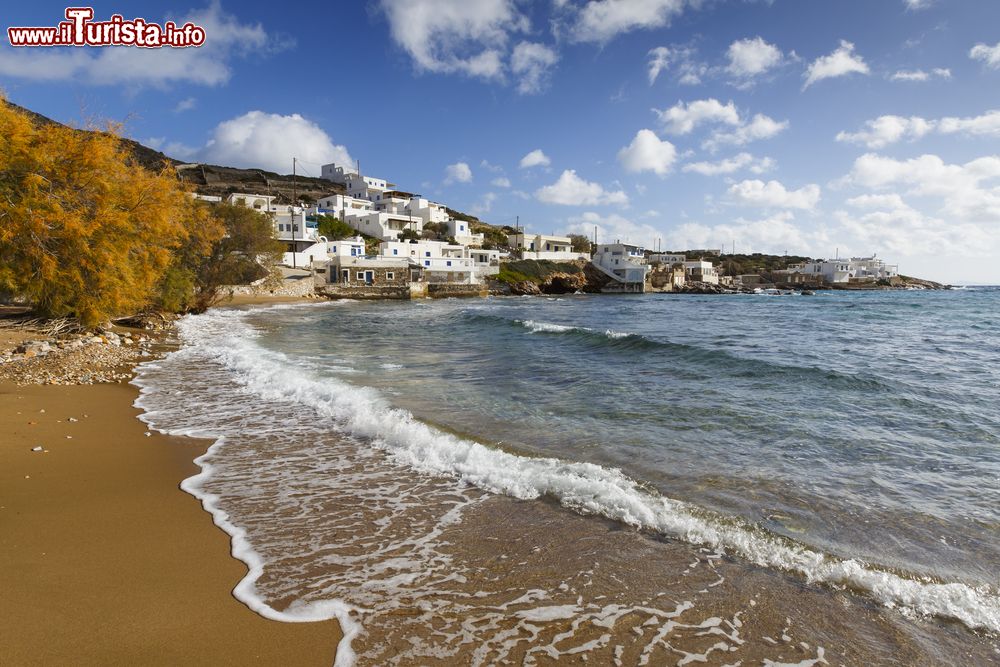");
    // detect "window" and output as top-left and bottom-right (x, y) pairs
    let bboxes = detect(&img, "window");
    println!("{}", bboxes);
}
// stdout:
(425, 251), (431, 257)
(356, 272), (364, 280)
(386, 272), (395, 280)
(424, 260), (430, 266)
(331, 246), (336, 253)
(393, 249), (398, 255)
(446, 261), (452, 267)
